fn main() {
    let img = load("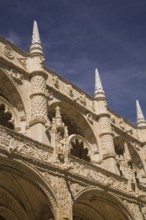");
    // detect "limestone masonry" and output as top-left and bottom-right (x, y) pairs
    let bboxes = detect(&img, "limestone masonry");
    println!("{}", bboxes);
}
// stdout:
(0, 21), (146, 220)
